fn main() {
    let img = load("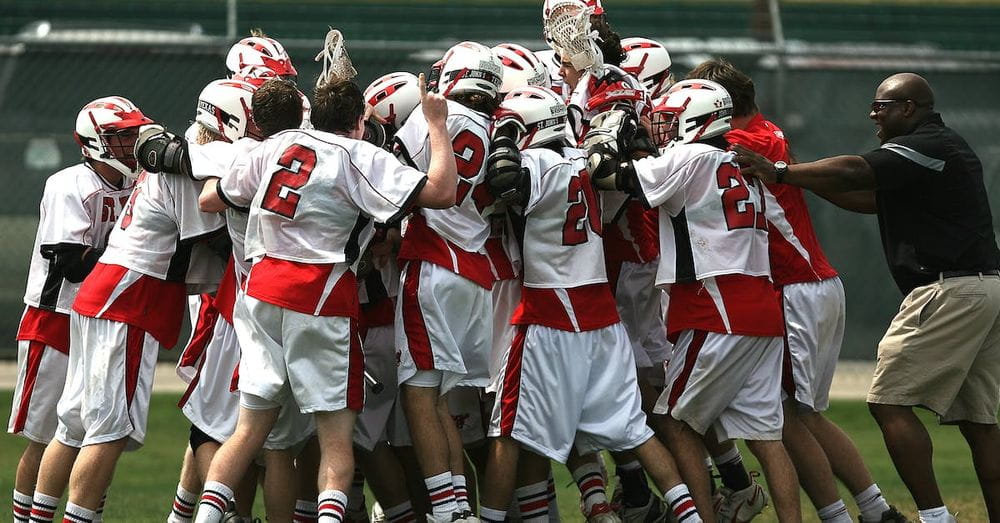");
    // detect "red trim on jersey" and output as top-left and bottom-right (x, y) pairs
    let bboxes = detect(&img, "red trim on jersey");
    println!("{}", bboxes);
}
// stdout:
(177, 294), (218, 372)
(73, 263), (186, 348)
(401, 261), (434, 369)
(360, 296), (395, 331)
(667, 330), (708, 410)
(603, 203), (658, 266)
(398, 213), (495, 290)
(213, 257), (238, 324)
(513, 283), (620, 332)
(16, 306), (71, 354)
(246, 256), (359, 318)
(124, 325), (145, 407)
(11, 341), (45, 433)
(666, 274), (784, 338)
(347, 318), (365, 411)
(499, 325), (528, 435)
(485, 236), (517, 281)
